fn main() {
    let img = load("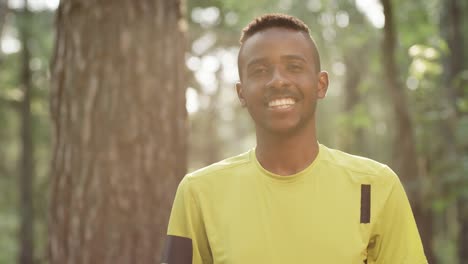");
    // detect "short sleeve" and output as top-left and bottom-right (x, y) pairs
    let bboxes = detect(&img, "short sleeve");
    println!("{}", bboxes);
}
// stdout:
(163, 177), (212, 264)
(367, 168), (428, 264)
